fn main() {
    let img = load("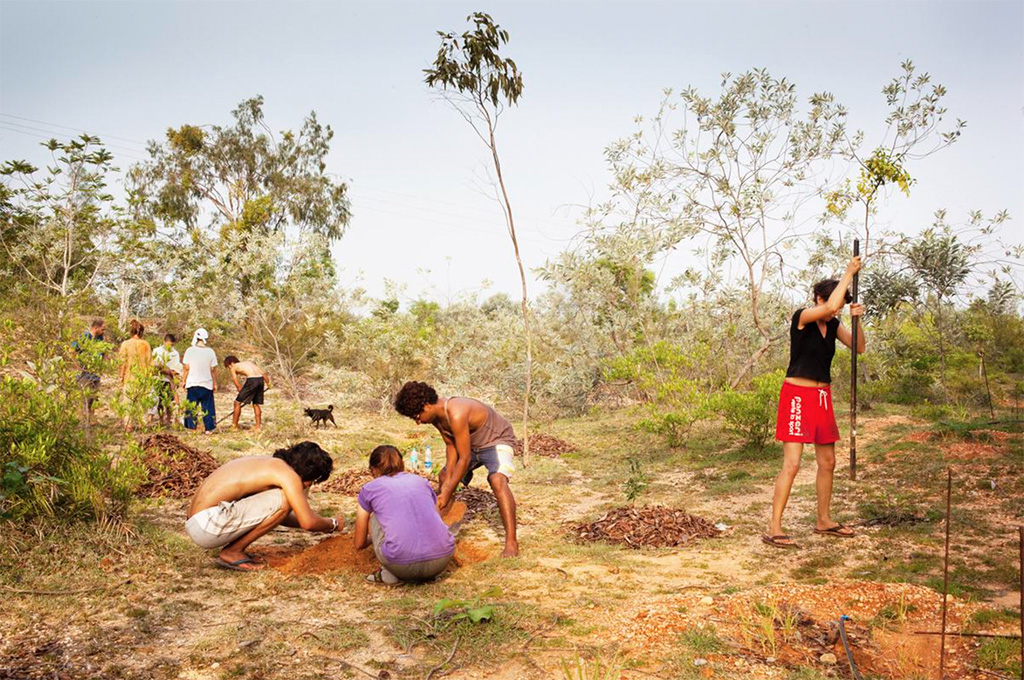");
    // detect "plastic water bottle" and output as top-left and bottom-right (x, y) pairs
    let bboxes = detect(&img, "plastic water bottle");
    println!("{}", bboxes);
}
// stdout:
(424, 445), (433, 474)
(409, 447), (419, 471)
